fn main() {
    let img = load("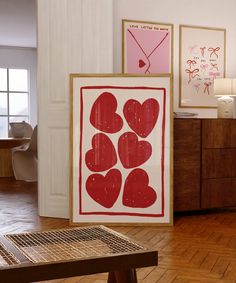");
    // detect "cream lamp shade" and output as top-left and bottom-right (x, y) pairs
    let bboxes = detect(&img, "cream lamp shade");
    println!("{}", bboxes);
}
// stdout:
(214, 78), (234, 118)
